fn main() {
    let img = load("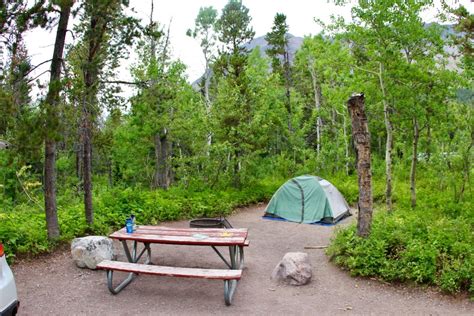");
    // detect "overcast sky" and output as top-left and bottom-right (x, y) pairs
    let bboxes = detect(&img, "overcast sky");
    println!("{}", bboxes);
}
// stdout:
(20, 0), (473, 97)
